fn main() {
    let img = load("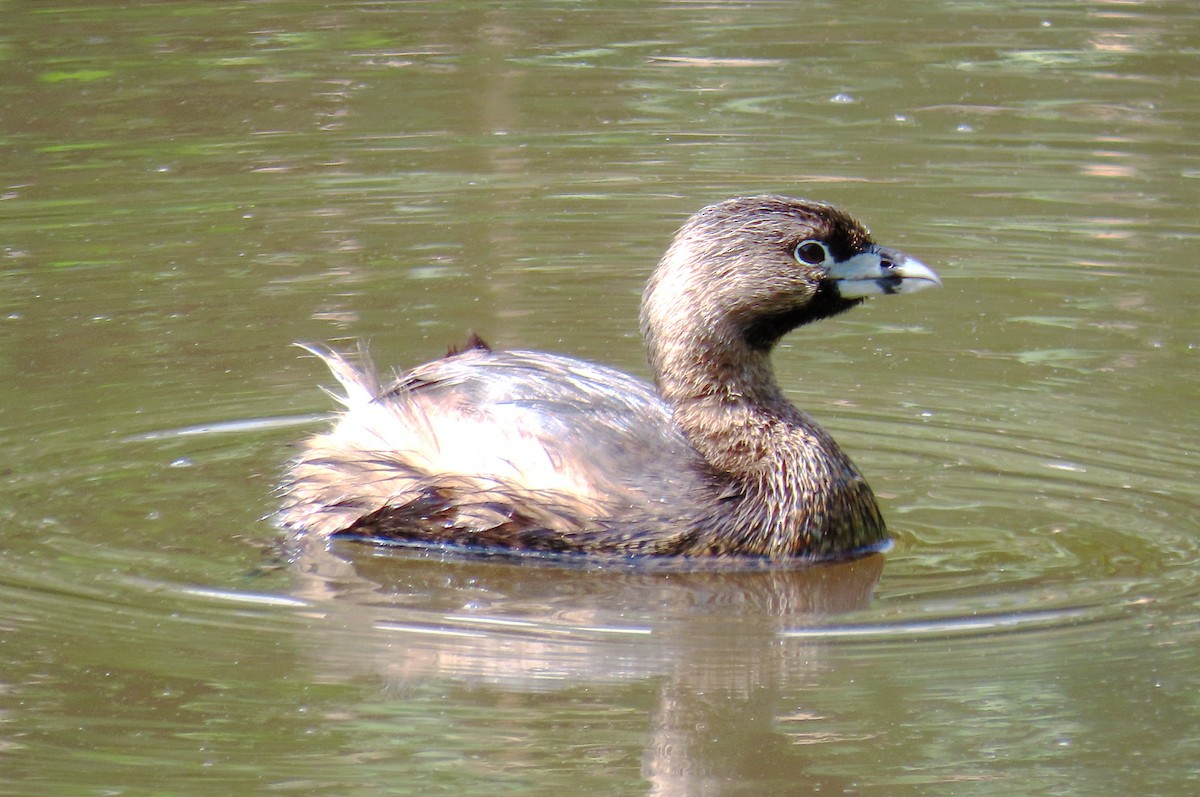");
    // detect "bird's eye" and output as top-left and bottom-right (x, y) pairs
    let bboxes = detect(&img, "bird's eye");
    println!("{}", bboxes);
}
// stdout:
(794, 240), (828, 266)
